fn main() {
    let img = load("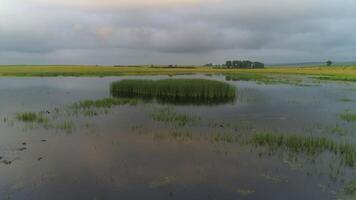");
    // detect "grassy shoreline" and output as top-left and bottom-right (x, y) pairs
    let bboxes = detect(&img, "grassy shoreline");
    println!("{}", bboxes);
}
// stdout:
(0, 65), (356, 80)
